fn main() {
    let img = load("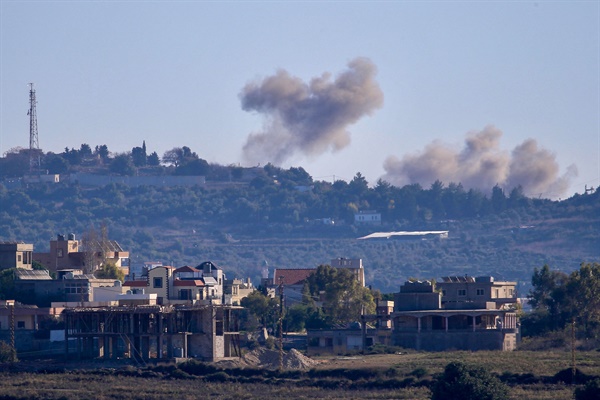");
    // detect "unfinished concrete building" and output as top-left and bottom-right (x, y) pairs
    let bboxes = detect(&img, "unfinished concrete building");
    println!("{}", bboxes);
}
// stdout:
(63, 305), (240, 362)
